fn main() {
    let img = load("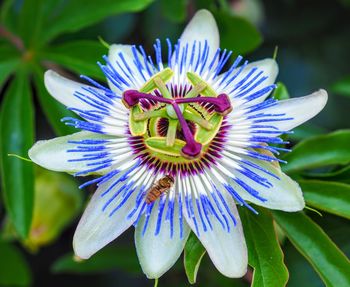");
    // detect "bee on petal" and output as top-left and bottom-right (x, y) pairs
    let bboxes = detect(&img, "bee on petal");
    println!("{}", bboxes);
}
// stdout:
(146, 175), (174, 204)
